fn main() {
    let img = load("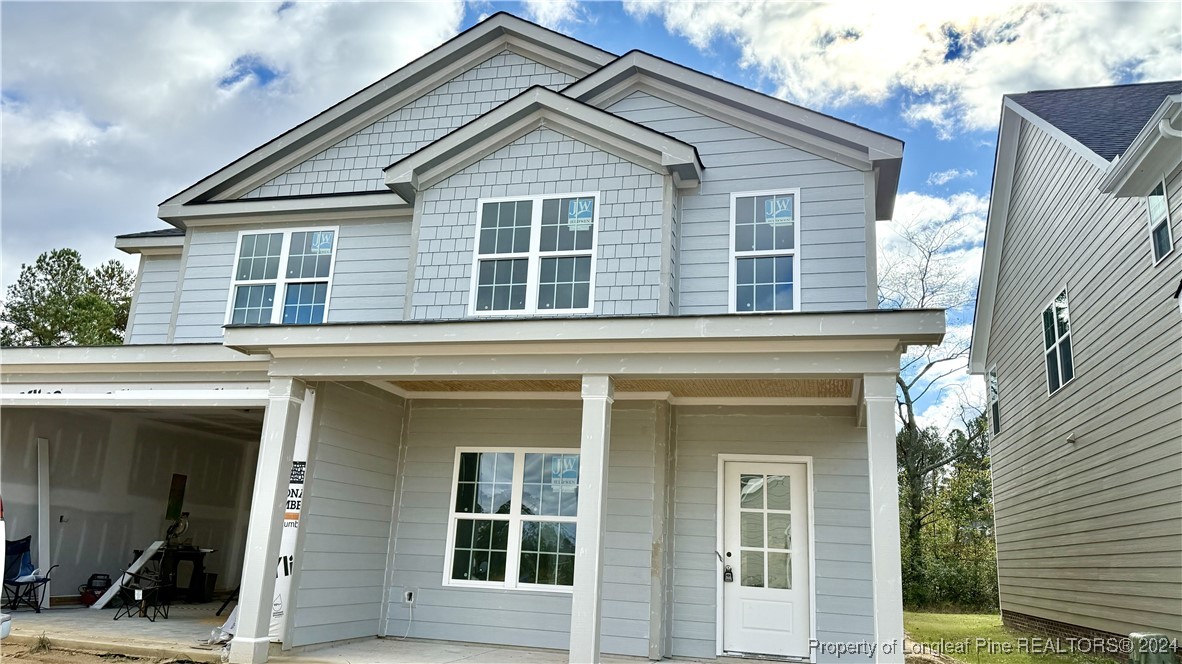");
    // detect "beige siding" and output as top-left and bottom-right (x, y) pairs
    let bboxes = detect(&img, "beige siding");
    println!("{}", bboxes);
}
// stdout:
(987, 120), (1182, 638)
